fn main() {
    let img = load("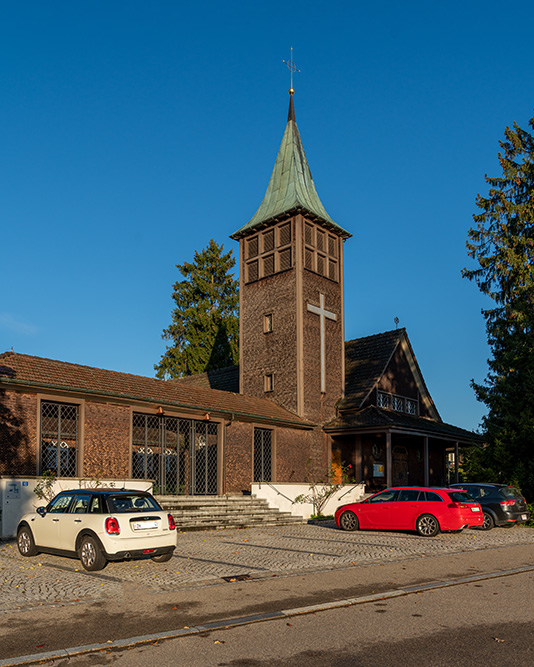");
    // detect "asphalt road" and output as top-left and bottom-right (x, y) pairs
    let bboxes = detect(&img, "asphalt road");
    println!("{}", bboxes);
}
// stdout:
(60, 569), (534, 666)
(1, 524), (533, 665)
